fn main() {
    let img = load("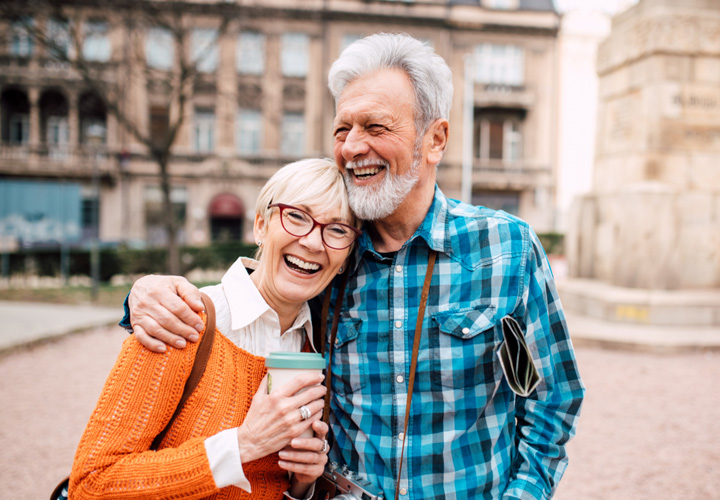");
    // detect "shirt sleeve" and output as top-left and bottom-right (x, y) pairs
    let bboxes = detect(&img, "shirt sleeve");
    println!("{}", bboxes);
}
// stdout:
(119, 292), (133, 332)
(204, 428), (251, 491)
(502, 228), (585, 499)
